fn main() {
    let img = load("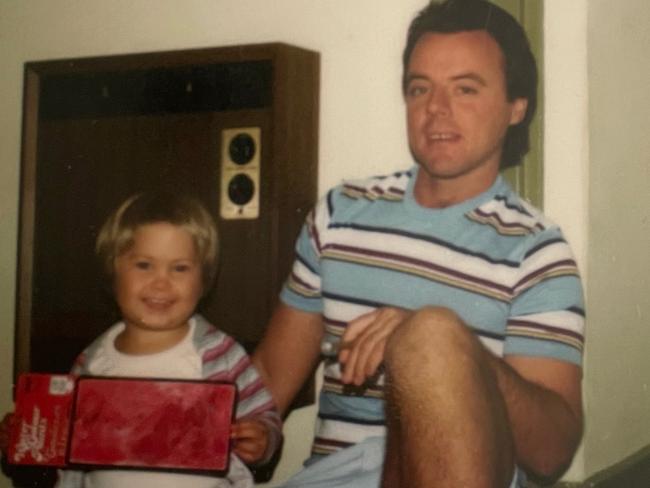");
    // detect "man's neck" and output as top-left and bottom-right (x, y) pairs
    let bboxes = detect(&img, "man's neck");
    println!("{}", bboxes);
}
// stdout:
(412, 167), (499, 209)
